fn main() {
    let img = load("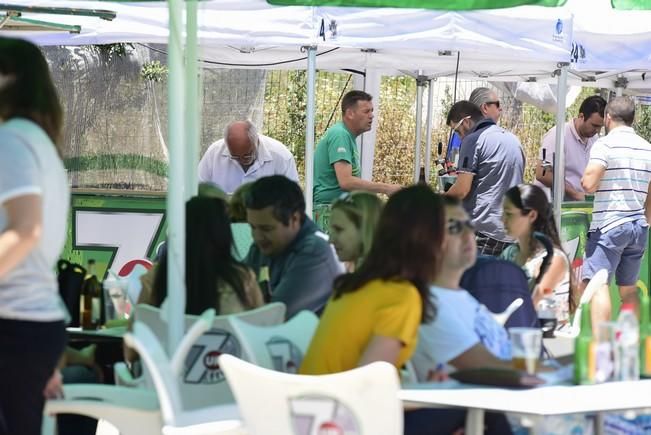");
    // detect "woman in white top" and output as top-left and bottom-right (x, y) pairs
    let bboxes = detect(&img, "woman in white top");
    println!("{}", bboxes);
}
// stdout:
(500, 184), (573, 325)
(0, 38), (70, 435)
